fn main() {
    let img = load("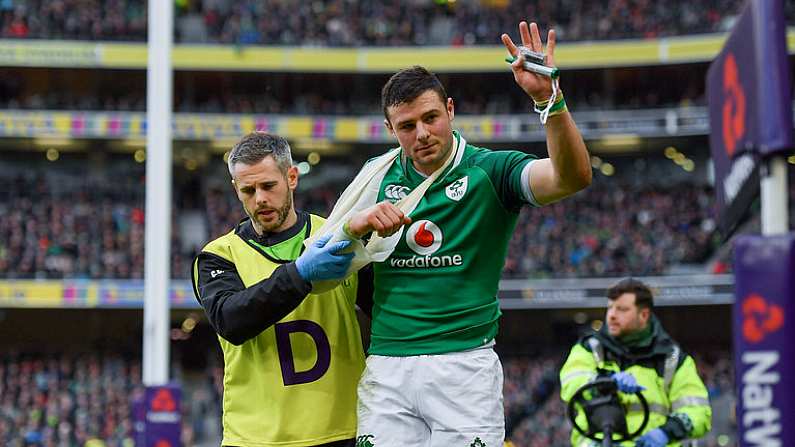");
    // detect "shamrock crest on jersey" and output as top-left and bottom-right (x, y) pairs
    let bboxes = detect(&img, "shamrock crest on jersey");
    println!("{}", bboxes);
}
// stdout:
(445, 176), (468, 202)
